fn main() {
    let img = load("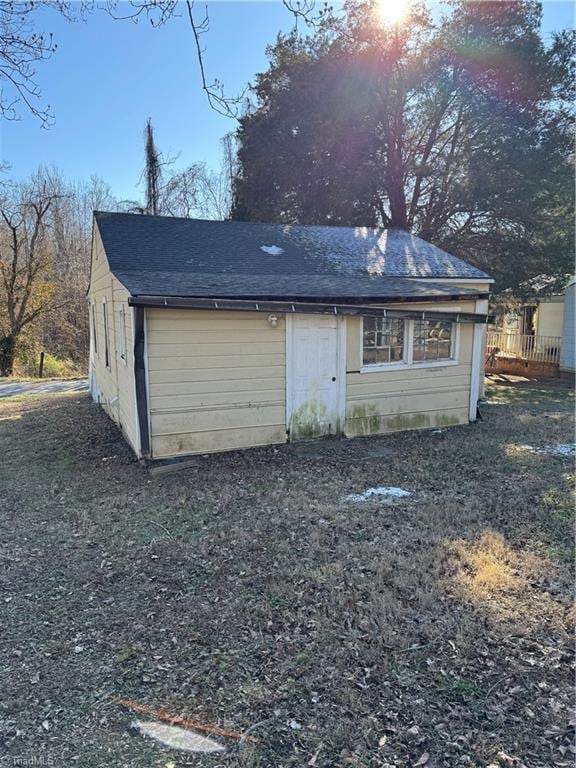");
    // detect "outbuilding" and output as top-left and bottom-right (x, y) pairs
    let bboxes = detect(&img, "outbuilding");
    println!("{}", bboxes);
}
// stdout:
(88, 212), (492, 463)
